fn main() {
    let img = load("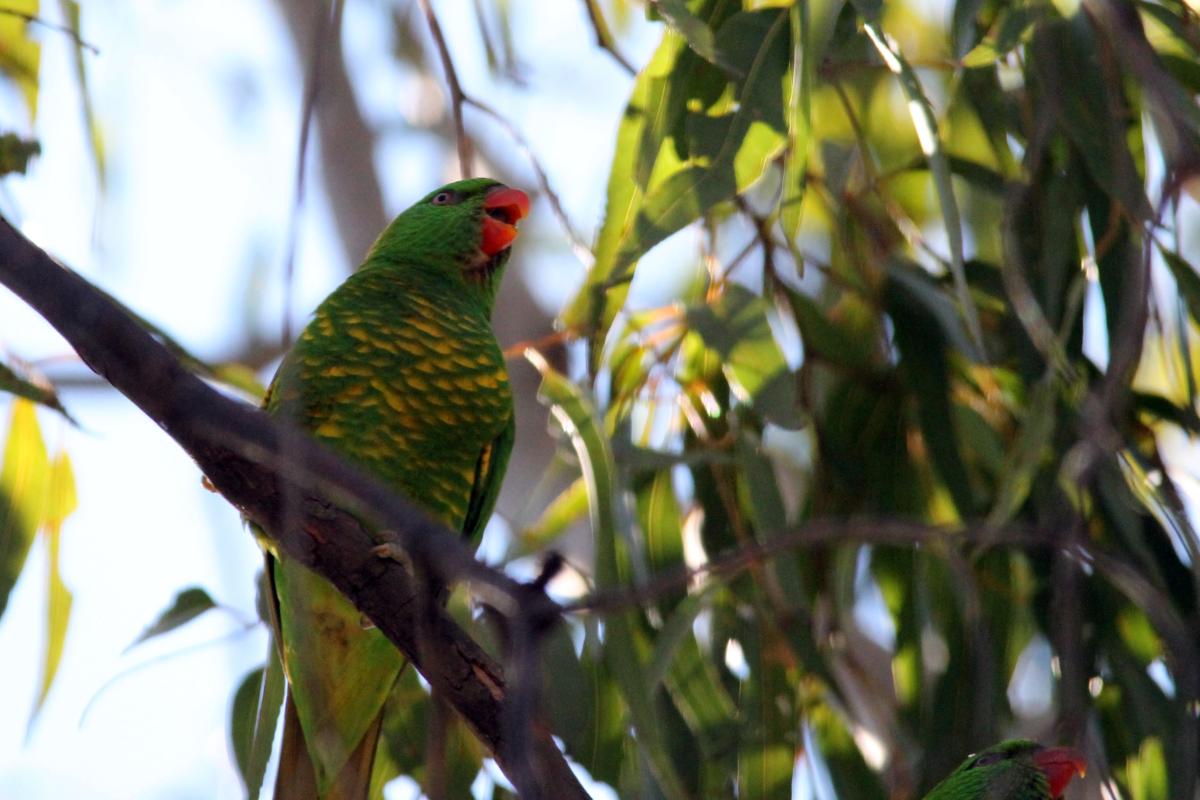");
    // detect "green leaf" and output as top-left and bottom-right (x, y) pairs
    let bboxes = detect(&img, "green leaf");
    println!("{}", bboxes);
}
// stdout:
(635, 468), (684, 574)
(616, 10), (790, 268)
(28, 451), (75, 733)
(686, 284), (799, 427)
(650, 0), (741, 75)
(527, 350), (687, 797)
(374, 667), (483, 797)
(0, 399), (50, 619)
(864, 22), (984, 357)
(0, 1), (41, 121)
(0, 132), (38, 175)
(1160, 248), (1200, 327)
(897, 153), (1009, 196)
(0, 360), (73, 421)
(662, 633), (738, 757)
(562, 28), (682, 361)
(959, 4), (1043, 66)
(127, 586), (218, 650)
(783, 287), (874, 372)
(884, 263), (978, 516)
(230, 648), (285, 800)
(780, 0), (843, 258)
(987, 378), (1056, 526)
(58, 0), (105, 187)
(1122, 737), (1168, 800)
(1030, 15), (1150, 220)
(518, 476), (589, 550)
(563, 8), (791, 355)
